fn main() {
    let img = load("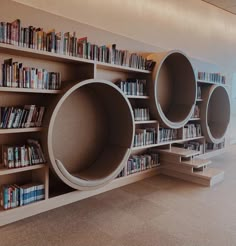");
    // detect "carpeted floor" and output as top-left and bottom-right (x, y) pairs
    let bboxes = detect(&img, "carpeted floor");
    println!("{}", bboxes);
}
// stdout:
(1, 145), (236, 246)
